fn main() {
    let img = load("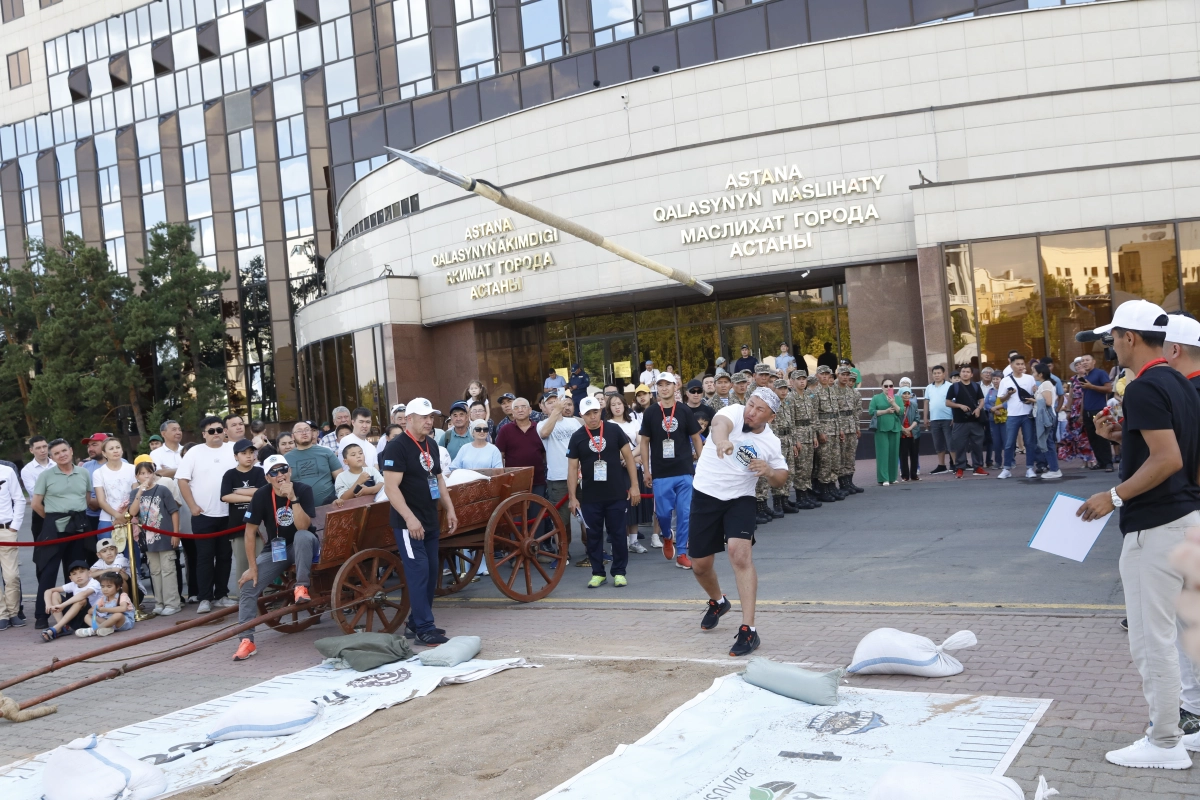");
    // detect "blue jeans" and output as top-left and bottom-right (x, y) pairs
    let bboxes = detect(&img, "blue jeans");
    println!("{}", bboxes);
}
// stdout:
(651, 474), (693, 557)
(581, 499), (629, 578)
(392, 526), (440, 634)
(1003, 415), (1036, 469)
(1038, 427), (1059, 472)
(988, 420), (1005, 466)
